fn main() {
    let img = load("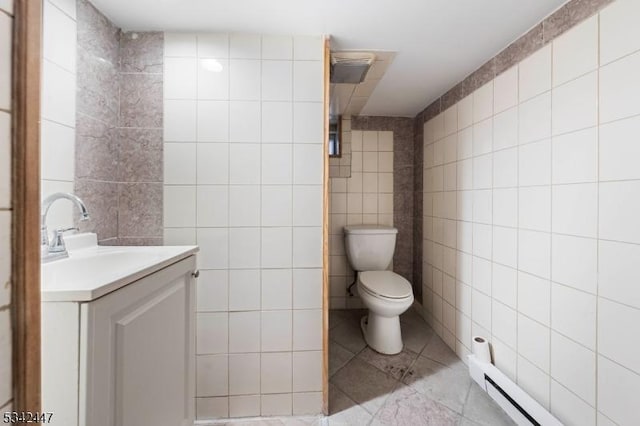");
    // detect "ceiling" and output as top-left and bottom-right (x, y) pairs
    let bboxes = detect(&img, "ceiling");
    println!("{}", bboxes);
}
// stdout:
(91, 0), (568, 117)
